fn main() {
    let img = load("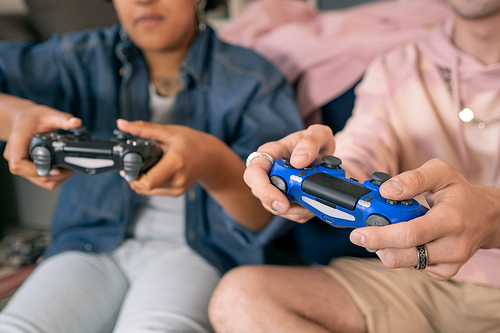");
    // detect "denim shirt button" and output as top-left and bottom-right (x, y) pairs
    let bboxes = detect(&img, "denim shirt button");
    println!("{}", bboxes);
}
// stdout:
(84, 243), (93, 251)
(119, 67), (126, 76)
(188, 190), (196, 201)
